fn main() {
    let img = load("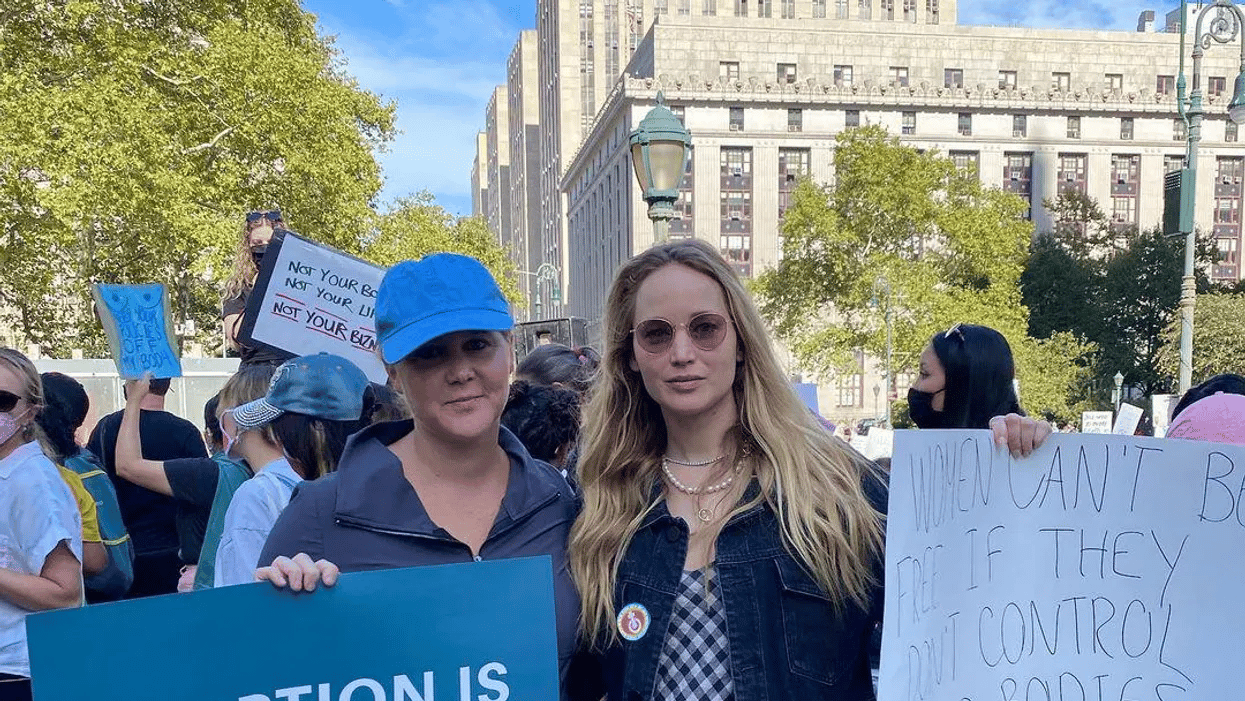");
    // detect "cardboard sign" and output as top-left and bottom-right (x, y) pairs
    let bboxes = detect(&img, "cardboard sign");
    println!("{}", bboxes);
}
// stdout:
(238, 230), (386, 383)
(28, 557), (559, 701)
(1152, 394), (1177, 438)
(880, 430), (1245, 700)
(1080, 410), (1113, 434)
(91, 283), (181, 379)
(1113, 402), (1144, 435)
